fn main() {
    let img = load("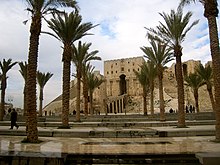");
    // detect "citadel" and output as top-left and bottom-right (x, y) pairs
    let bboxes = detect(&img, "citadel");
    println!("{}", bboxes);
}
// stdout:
(43, 56), (213, 116)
